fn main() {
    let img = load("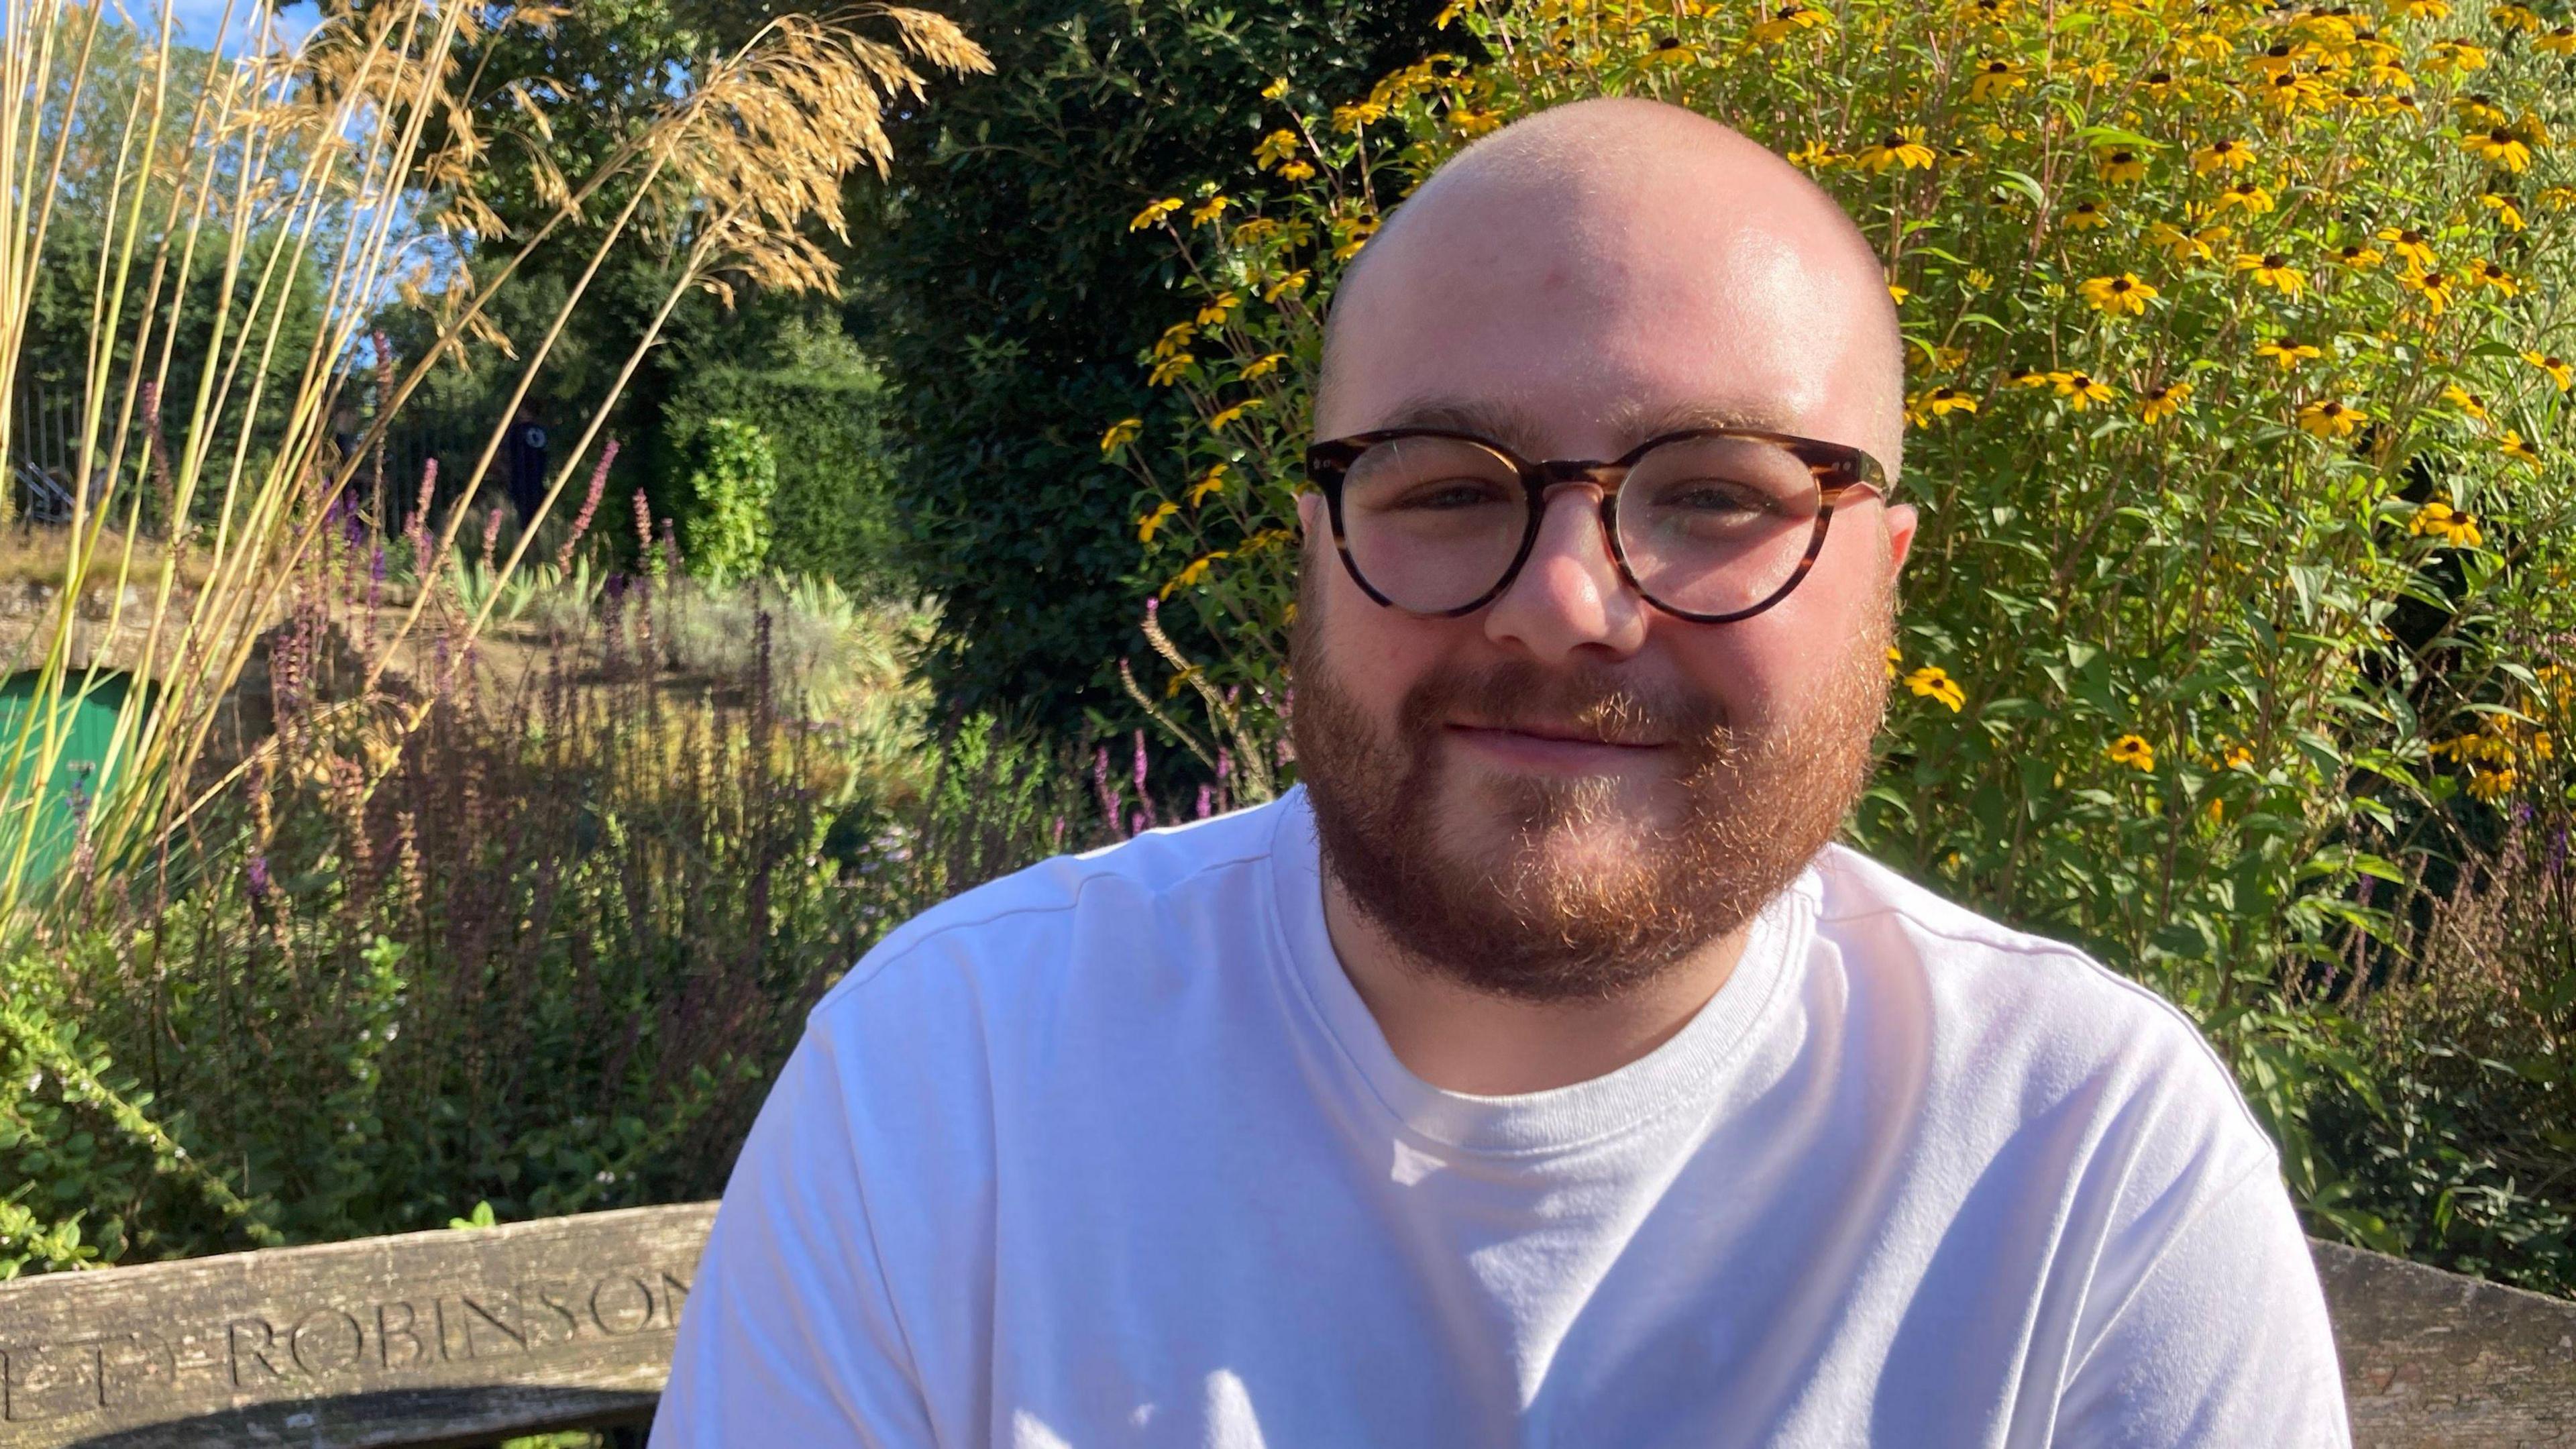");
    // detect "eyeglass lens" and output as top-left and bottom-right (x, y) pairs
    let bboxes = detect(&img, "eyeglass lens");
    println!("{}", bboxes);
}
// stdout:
(1338, 434), (1825, 615)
